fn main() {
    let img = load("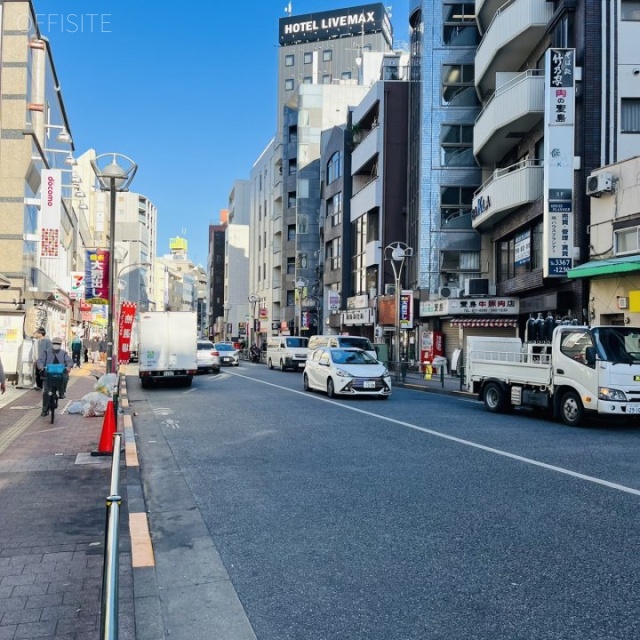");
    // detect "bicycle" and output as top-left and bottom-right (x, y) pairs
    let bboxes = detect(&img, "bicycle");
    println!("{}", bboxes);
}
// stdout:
(44, 364), (65, 424)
